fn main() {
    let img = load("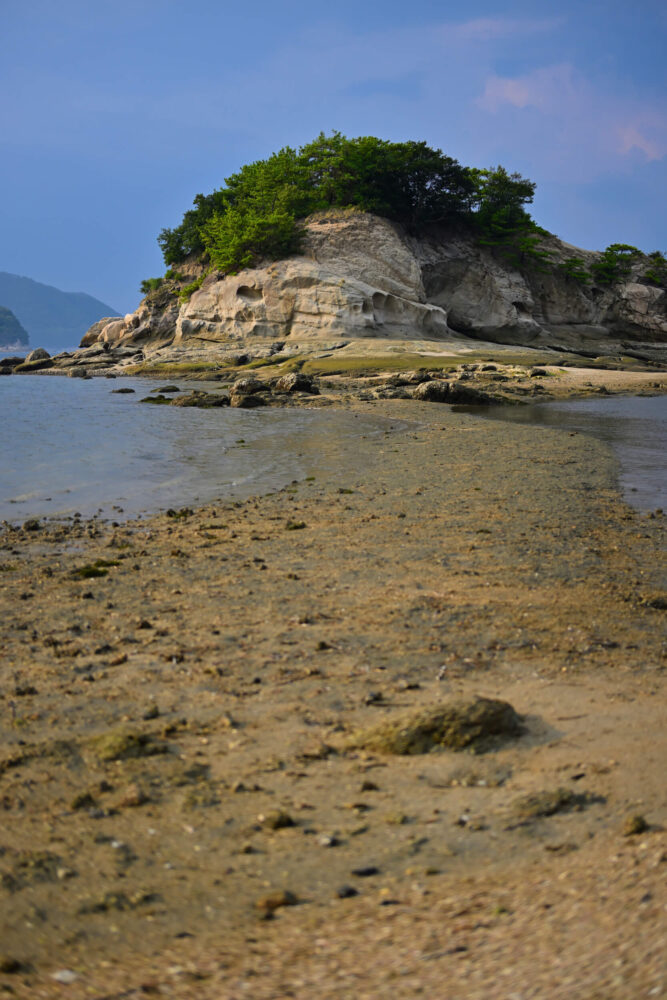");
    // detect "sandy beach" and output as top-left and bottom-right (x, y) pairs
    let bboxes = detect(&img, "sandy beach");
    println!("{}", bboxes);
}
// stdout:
(0, 384), (665, 999)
